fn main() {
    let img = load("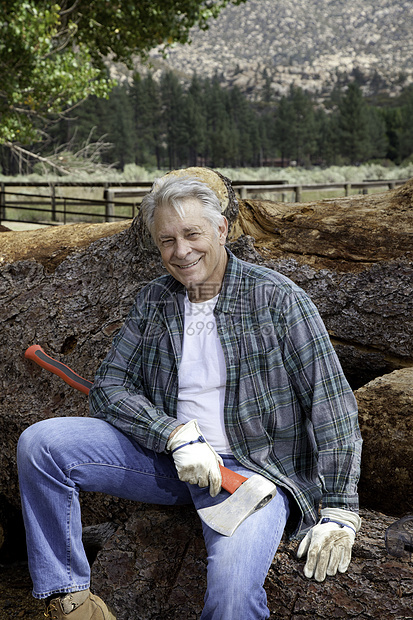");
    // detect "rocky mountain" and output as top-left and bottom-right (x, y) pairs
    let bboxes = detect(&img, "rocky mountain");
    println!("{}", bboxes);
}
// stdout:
(117, 0), (413, 102)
